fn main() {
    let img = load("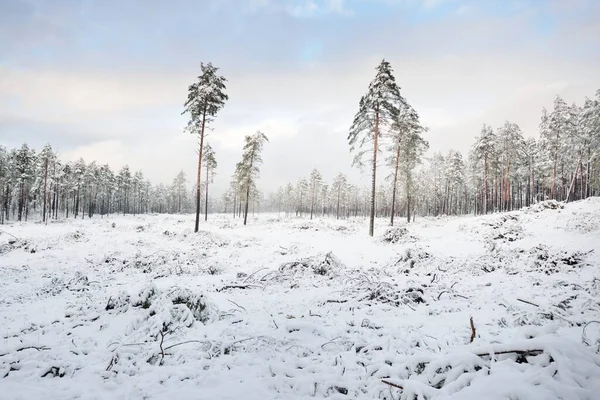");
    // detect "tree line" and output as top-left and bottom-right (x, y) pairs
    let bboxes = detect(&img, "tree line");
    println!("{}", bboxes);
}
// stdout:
(258, 62), (599, 236)
(2, 60), (598, 235)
